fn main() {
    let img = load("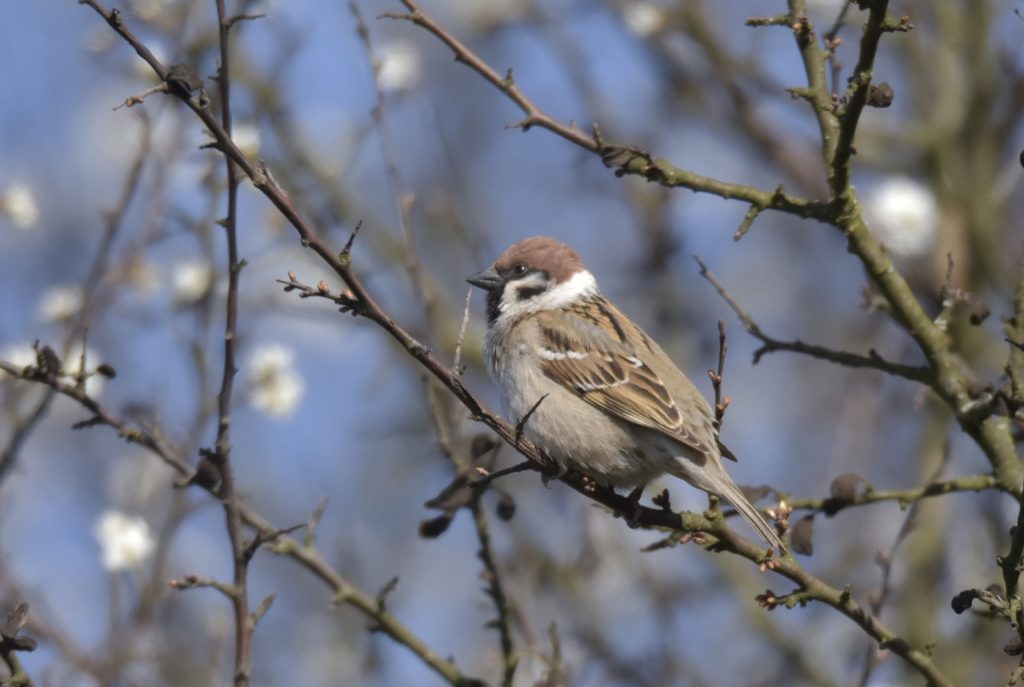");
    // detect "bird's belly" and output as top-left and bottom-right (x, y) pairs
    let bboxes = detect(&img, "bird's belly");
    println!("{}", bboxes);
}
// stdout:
(500, 364), (671, 487)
